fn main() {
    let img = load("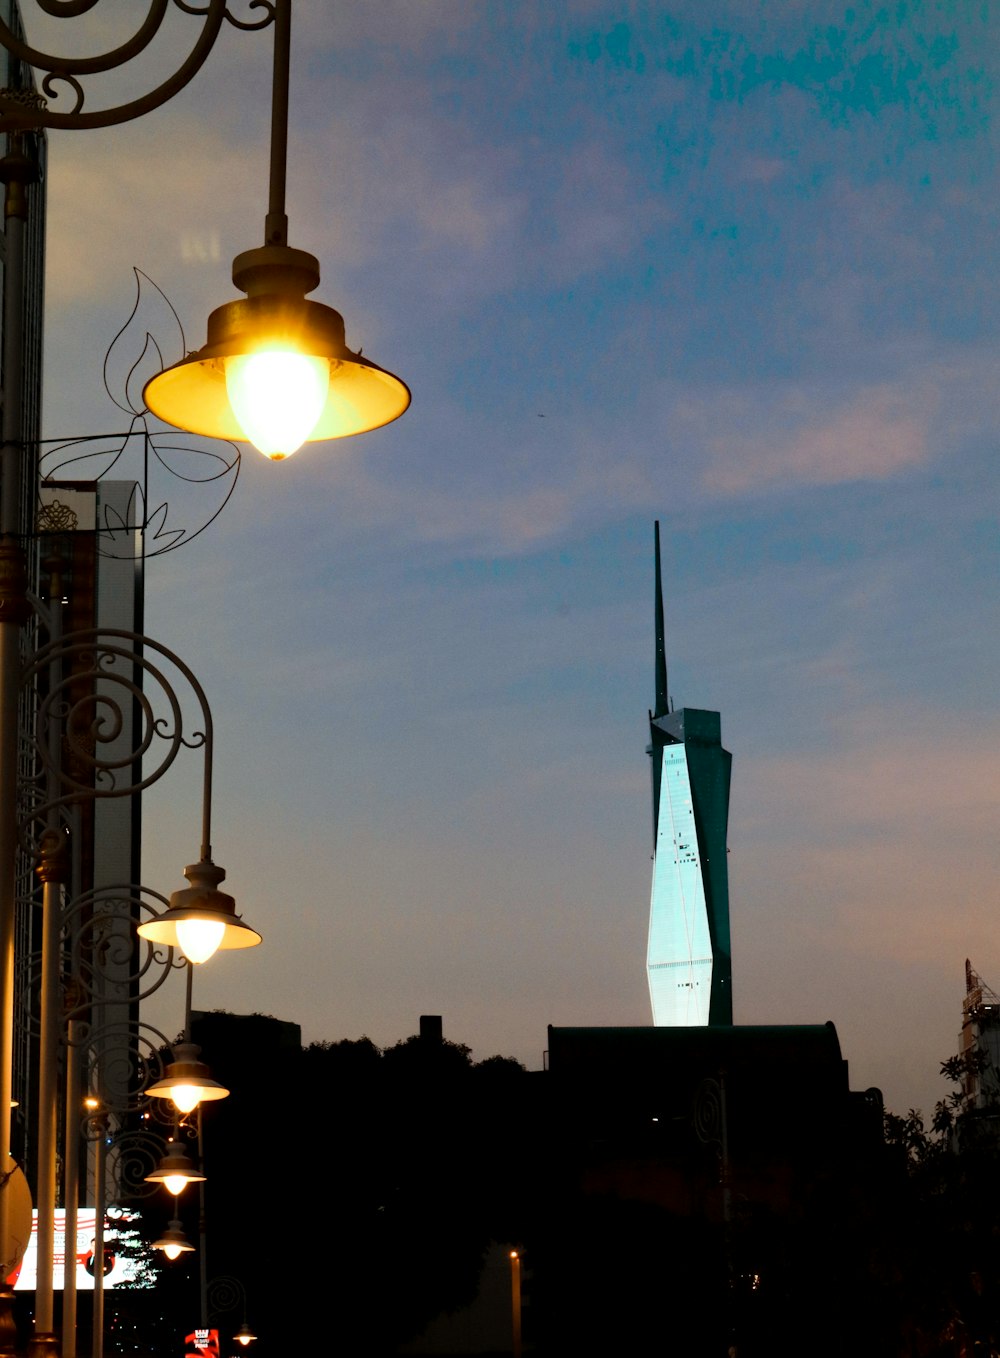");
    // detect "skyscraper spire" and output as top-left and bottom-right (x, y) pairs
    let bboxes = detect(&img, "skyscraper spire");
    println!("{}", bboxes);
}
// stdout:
(653, 520), (668, 720)
(645, 522), (733, 1027)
